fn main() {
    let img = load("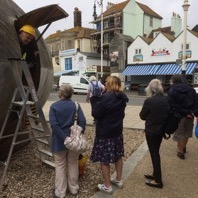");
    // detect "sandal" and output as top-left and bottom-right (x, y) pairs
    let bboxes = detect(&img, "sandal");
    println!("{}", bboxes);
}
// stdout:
(177, 152), (185, 159)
